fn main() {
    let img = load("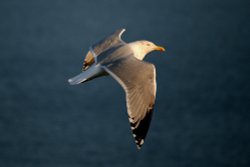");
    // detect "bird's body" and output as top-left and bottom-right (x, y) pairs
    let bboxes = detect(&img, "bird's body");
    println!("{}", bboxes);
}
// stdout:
(68, 29), (165, 149)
